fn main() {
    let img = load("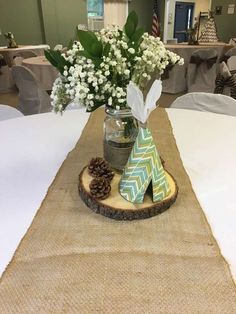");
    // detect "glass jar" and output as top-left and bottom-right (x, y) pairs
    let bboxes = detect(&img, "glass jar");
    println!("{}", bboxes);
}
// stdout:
(103, 107), (139, 172)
